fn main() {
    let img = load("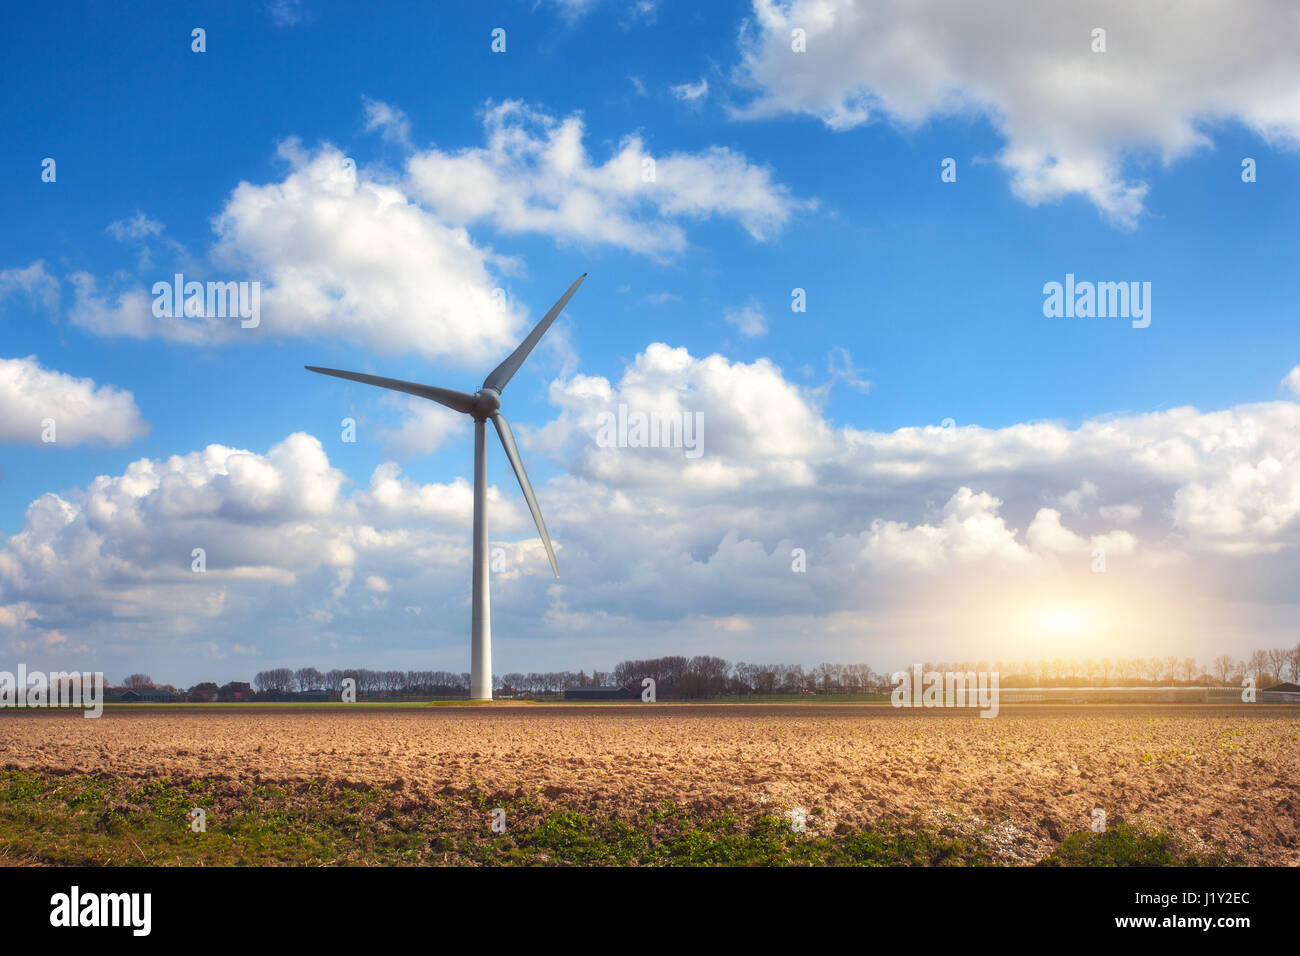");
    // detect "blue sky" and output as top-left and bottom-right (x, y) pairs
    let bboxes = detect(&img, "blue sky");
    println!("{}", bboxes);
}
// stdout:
(3, 0), (1299, 685)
